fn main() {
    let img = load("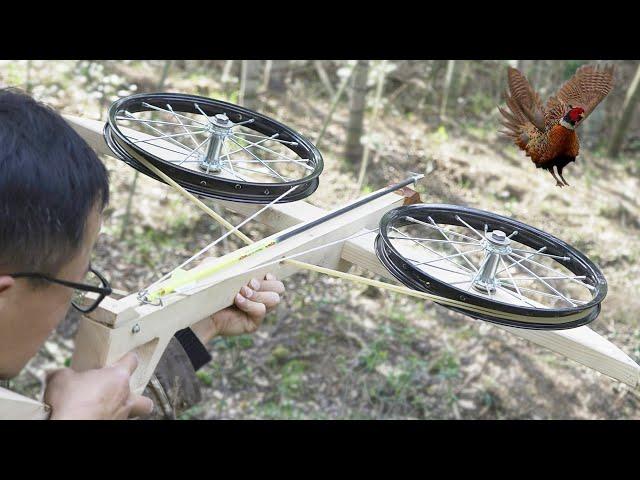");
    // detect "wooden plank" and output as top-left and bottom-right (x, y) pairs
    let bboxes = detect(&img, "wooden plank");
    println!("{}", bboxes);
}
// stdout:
(0, 388), (50, 420)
